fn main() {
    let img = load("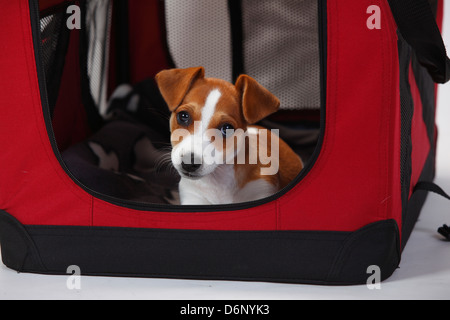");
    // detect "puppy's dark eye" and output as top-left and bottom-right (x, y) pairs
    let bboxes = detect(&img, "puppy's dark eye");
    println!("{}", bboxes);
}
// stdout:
(220, 123), (235, 137)
(177, 111), (191, 126)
